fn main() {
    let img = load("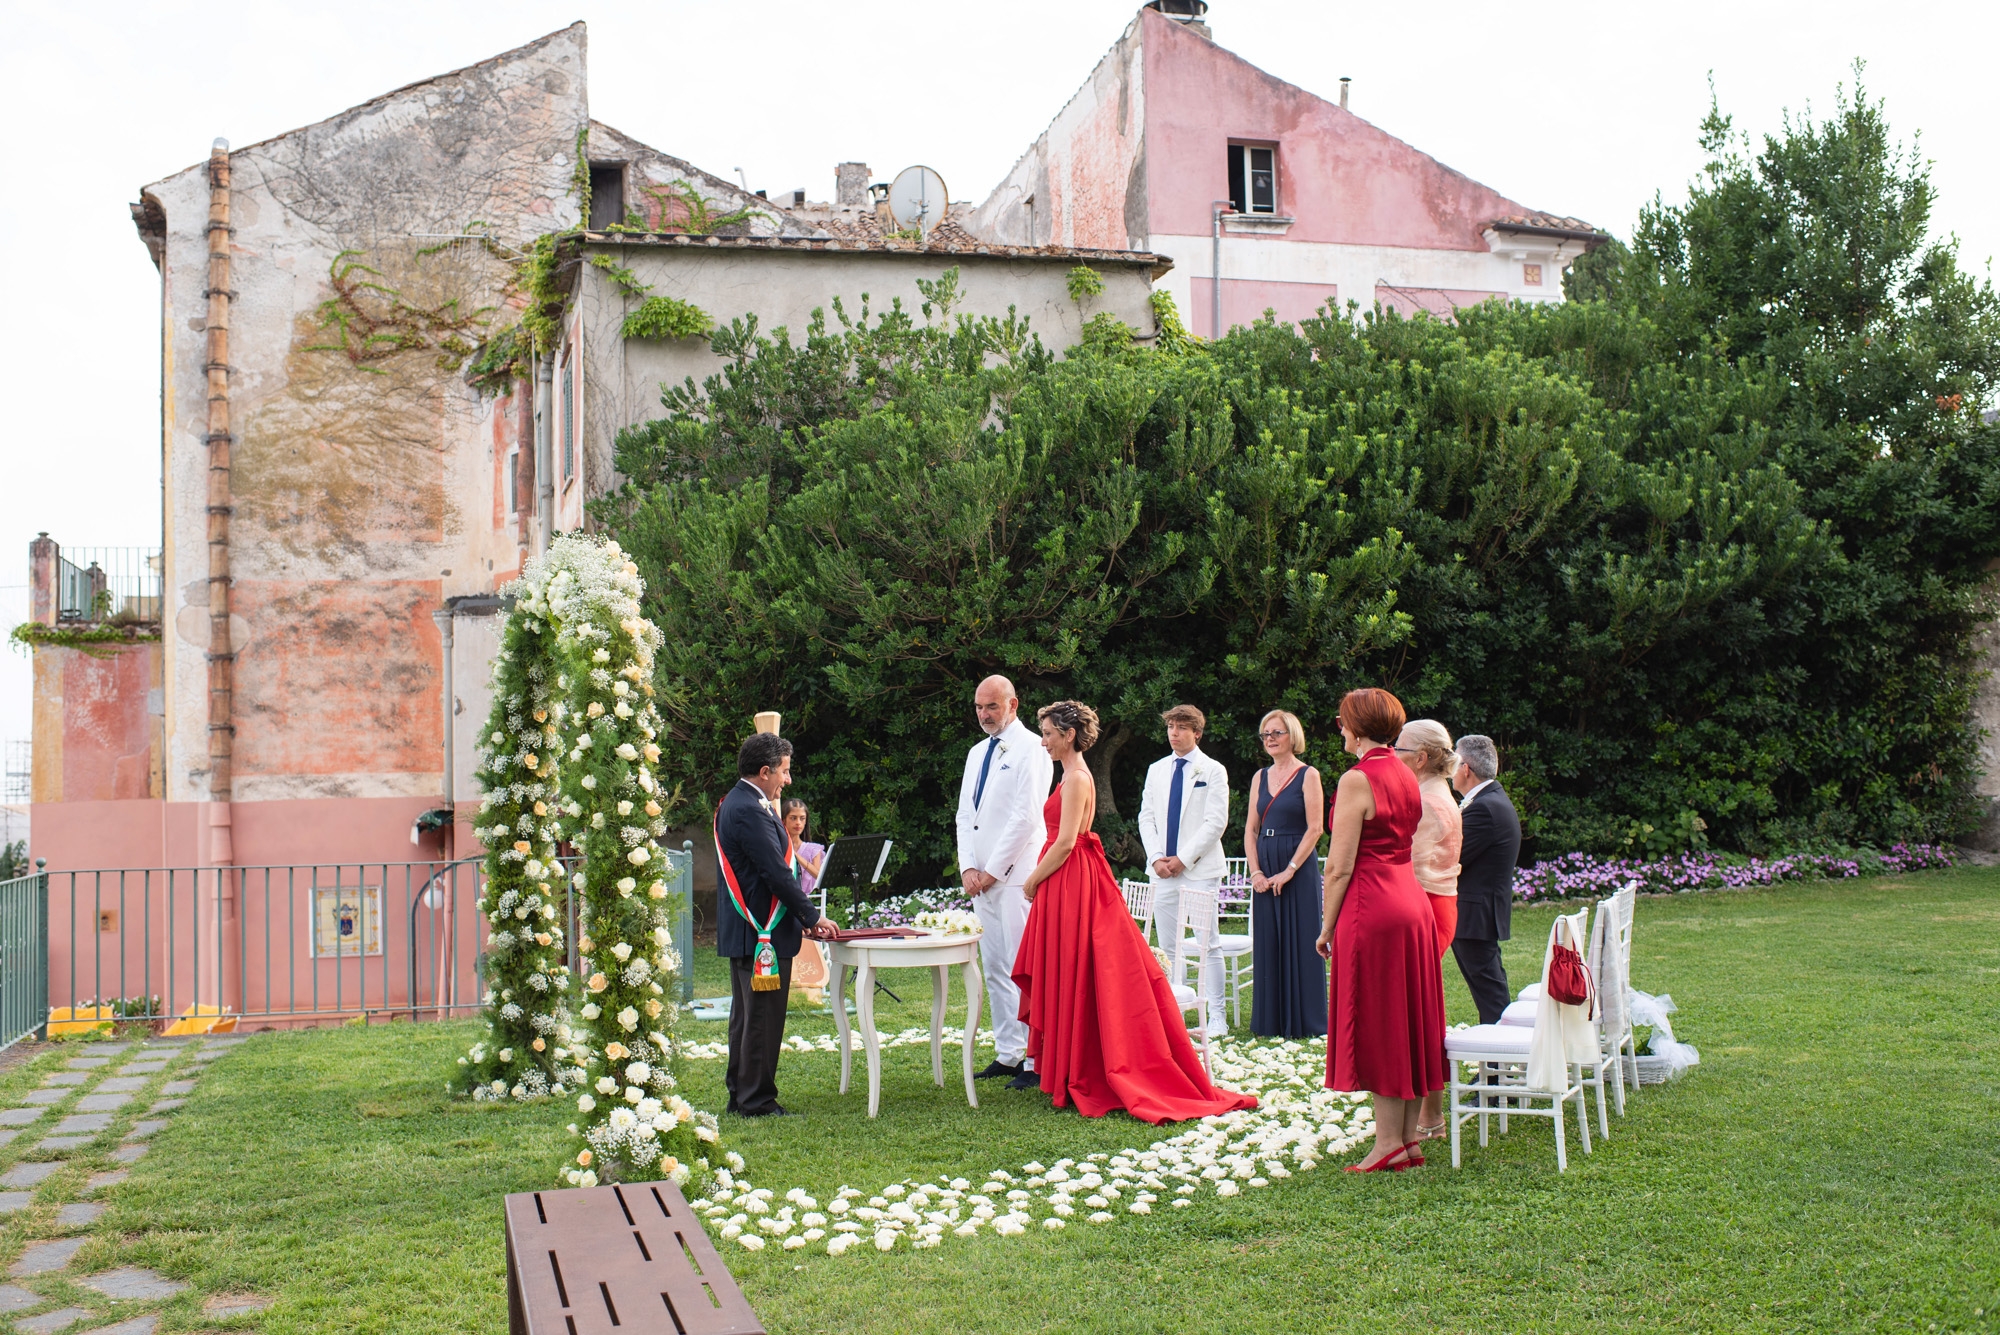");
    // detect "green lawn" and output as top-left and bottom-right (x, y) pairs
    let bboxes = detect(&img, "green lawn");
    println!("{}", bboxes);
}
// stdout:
(3, 866), (1995, 1333)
